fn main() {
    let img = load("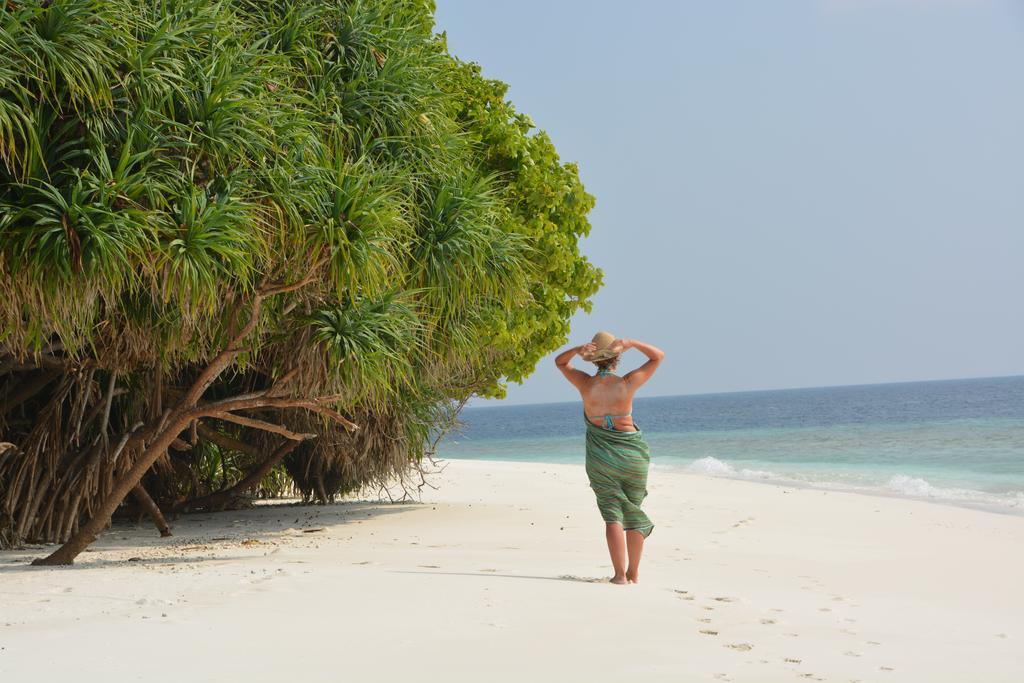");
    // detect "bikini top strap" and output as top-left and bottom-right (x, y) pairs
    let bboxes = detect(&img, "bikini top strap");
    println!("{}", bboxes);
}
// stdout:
(585, 412), (634, 429)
